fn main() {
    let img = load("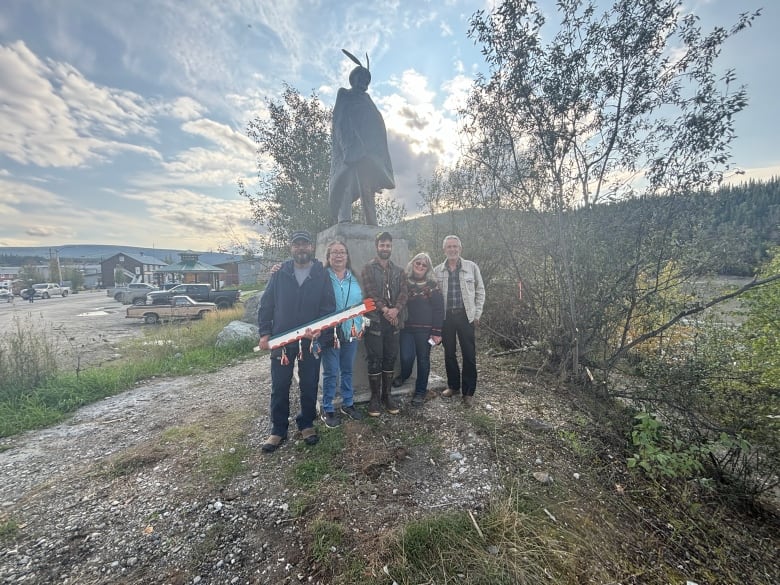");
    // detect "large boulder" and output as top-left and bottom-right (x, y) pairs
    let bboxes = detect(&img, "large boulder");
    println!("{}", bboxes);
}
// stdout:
(216, 320), (260, 348)
(242, 292), (262, 324)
